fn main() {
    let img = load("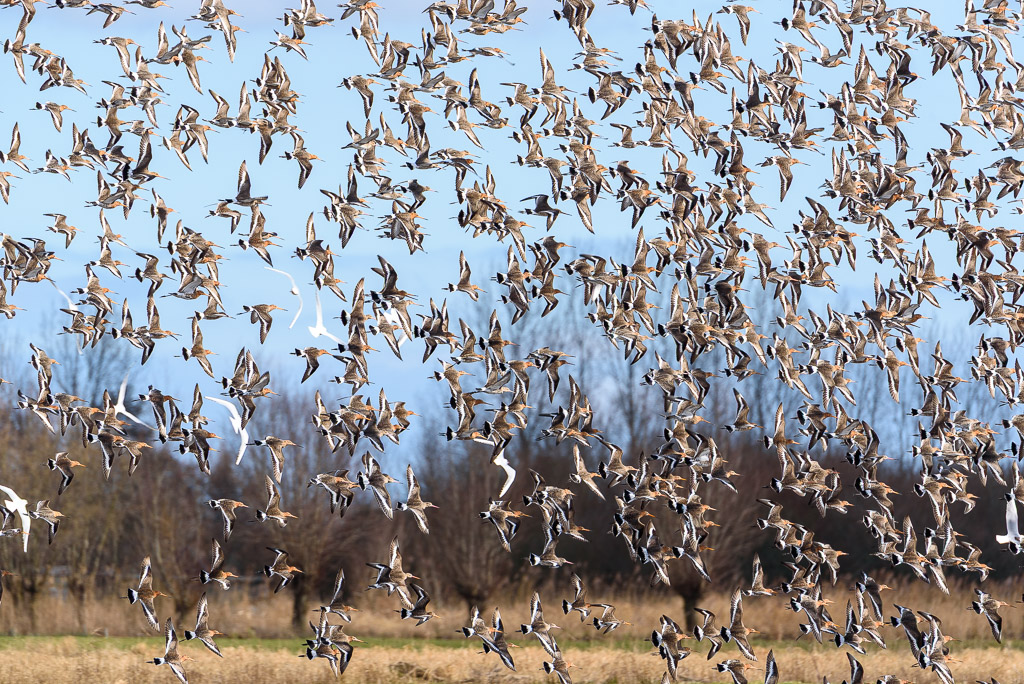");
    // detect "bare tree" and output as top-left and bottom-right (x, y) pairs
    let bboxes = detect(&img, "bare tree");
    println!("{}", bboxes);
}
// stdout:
(234, 388), (387, 627)
(405, 431), (517, 610)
